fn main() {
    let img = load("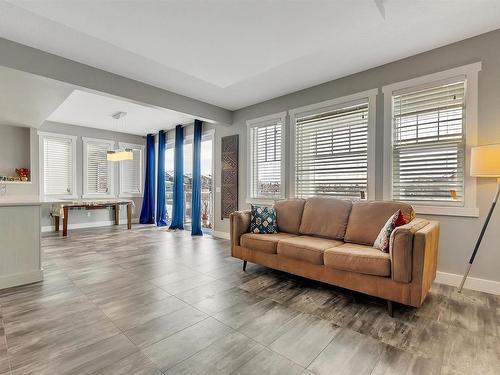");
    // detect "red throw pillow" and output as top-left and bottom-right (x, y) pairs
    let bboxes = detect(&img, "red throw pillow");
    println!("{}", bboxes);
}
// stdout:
(374, 209), (408, 252)
(394, 210), (407, 227)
